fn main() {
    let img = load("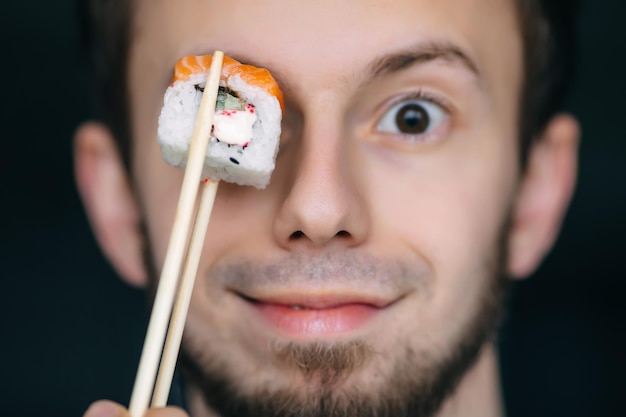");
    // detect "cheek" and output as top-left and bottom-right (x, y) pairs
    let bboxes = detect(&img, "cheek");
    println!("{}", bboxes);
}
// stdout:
(132, 127), (183, 269)
(130, 62), (178, 267)
(134, 147), (281, 276)
(365, 132), (517, 326)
